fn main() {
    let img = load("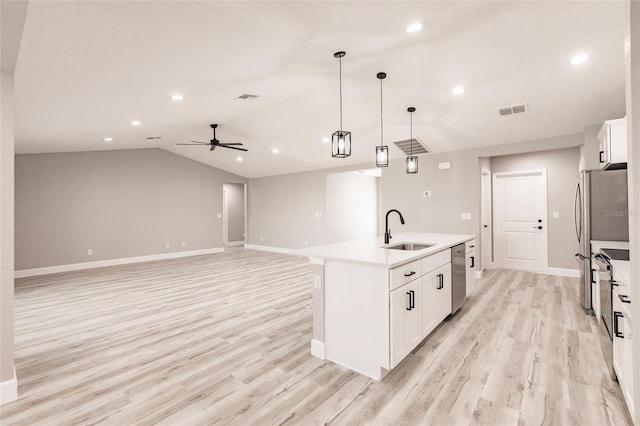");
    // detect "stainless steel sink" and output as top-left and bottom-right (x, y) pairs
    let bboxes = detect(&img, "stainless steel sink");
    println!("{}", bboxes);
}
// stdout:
(384, 242), (434, 251)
